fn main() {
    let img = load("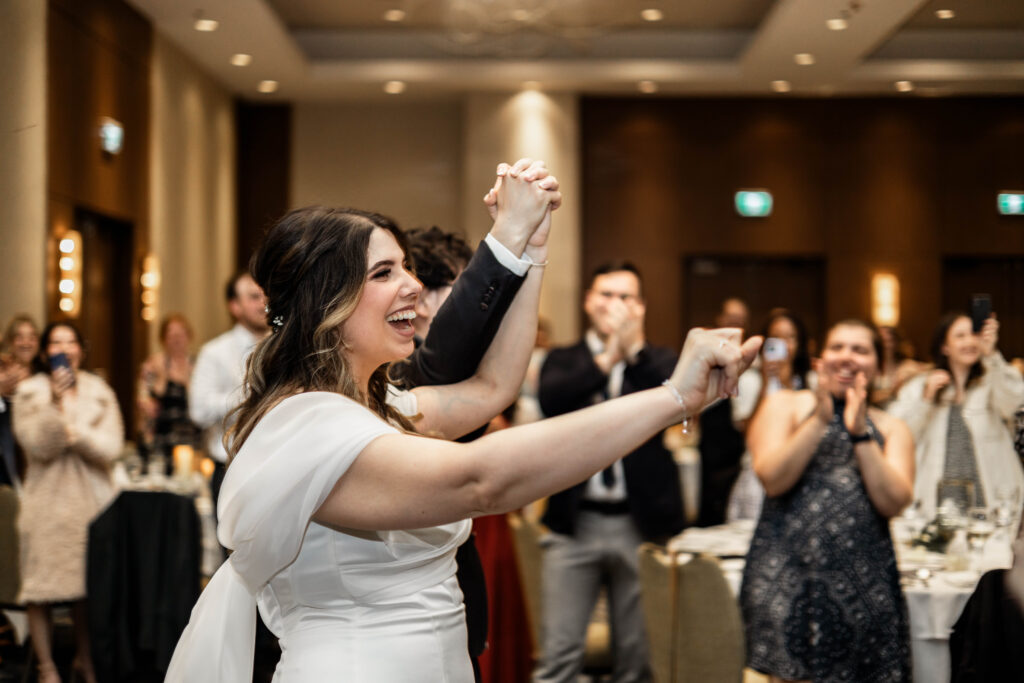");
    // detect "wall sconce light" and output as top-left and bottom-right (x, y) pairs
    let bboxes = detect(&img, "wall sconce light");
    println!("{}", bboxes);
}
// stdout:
(871, 273), (900, 327)
(140, 254), (160, 322)
(57, 230), (83, 317)
(98, 116), (125, 155)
